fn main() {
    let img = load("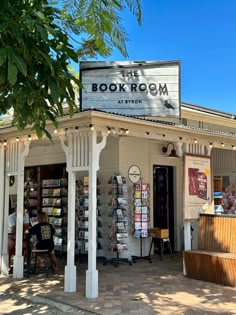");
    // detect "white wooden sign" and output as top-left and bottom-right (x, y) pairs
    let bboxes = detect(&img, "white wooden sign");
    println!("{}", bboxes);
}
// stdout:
(80, 61), (181, 117)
